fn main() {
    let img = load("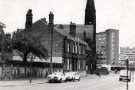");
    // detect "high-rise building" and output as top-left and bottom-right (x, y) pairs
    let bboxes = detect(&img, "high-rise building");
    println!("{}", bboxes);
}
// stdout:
(96, 32), (107, 65)
(96, 29), (119, 65)
(106, 29), (119, 65)
(120, 47), (135, 65)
